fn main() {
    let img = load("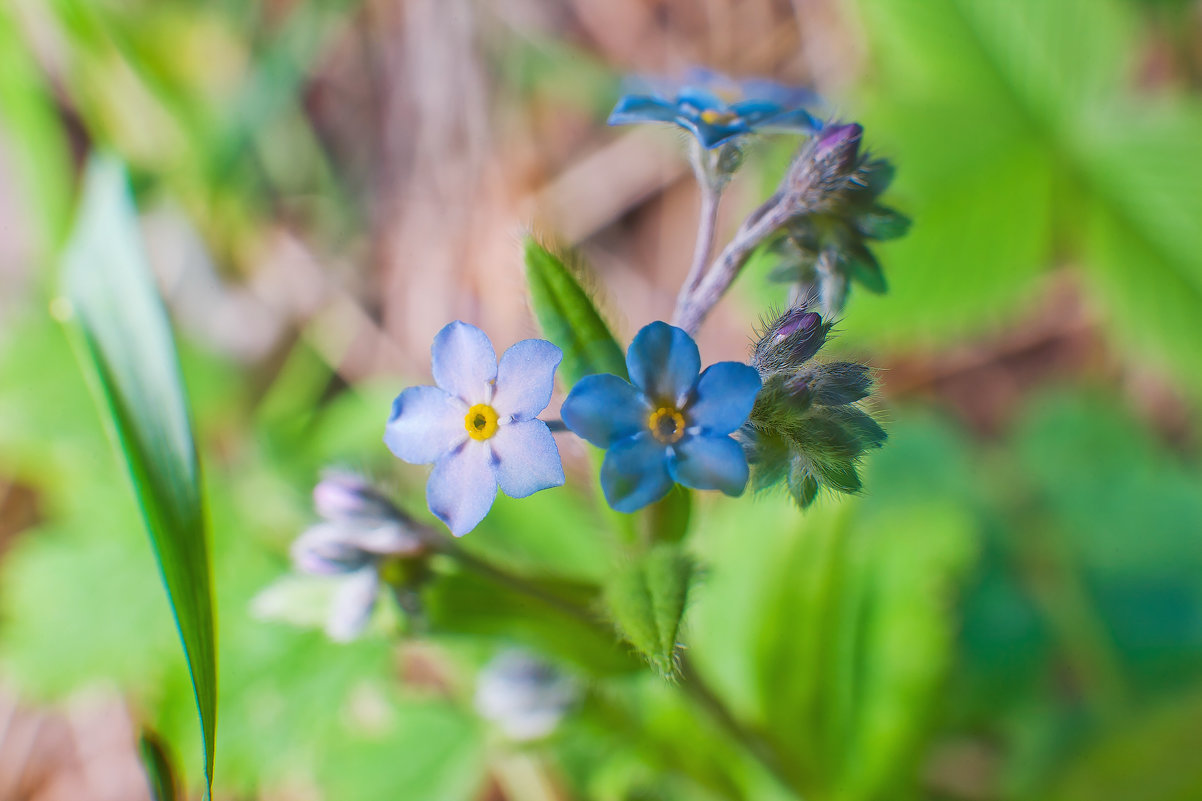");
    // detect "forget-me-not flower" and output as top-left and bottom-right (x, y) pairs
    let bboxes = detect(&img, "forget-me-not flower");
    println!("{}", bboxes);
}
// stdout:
(385, 321), (565, 537)
(608, 68), (820, 149)
(561, 322), (761, 512)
